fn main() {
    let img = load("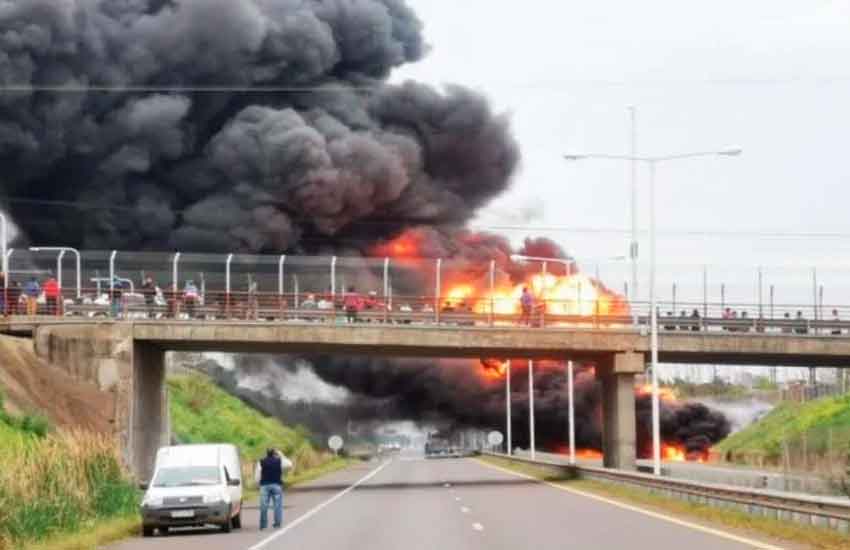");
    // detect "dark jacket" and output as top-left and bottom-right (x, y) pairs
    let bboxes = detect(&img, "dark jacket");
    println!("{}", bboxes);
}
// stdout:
(259, 455), (283, 486)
